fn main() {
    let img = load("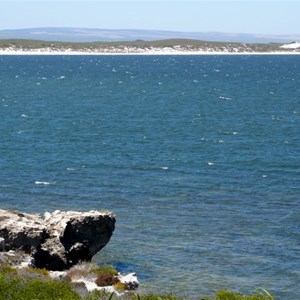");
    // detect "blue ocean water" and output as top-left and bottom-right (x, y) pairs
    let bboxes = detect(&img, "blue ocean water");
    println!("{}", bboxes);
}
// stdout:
(0, 55), (299, 299)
